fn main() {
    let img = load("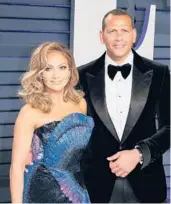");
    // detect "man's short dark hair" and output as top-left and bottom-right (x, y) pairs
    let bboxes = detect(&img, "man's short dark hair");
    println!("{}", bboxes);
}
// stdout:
(102, 9), (134, 30)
